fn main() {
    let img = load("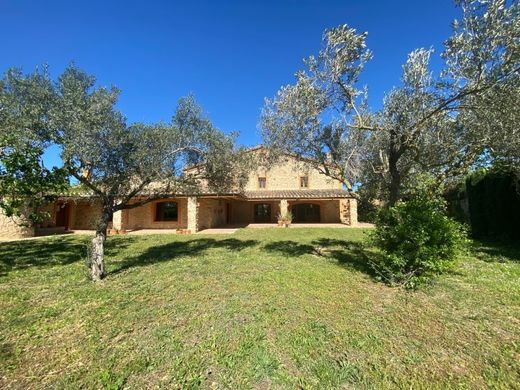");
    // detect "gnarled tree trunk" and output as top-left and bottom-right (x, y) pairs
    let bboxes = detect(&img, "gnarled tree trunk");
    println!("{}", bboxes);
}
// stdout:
(90, 231), (106, 281)
(388, 130), (402, 206)
(89, 203), (112, 281)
